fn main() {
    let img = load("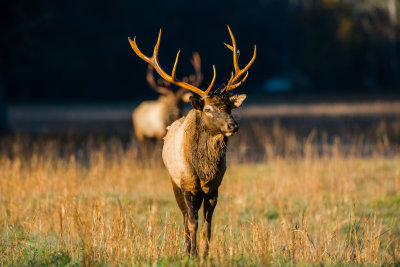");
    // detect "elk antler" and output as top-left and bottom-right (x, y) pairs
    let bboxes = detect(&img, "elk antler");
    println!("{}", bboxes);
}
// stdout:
(129, 30), (215, 96)
(146, 65), (173, 95)
(223, 26), (257, 93)
(187, 52), (203, 87)
(147, 52), (202, 95)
